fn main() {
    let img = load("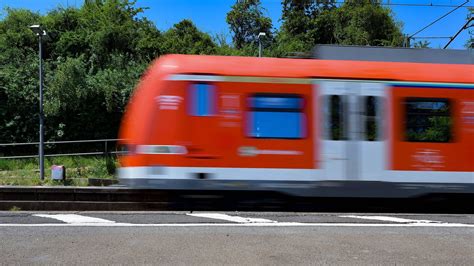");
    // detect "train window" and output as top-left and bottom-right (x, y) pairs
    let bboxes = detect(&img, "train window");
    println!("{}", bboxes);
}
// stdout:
(364, 96), (380, 141)
(328, 95), (347, 140)
(246, 94), (305, 139)
(405, 98), (452, 142)
(188, 83), (216, 116)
